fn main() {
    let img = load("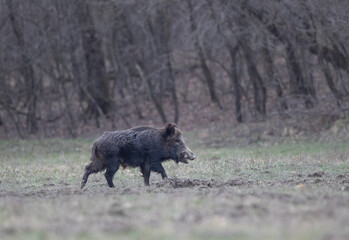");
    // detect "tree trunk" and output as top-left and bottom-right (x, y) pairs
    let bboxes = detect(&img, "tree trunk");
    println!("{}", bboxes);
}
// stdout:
(244, 3), (315, 108)
(262, 38), (288, 111)
(227, 45), (243, 123)
(76, 0), (111, 120)
(240, 41), (267, 116)
(285, 44), (315, 108)
(6, 0), (38, 134)
(112, 11), (144, 120)
(187, 0), (222, 109)
(135, 64), (167, 123)
(158, 5), (179, 122)
(166, 54), (179, 123)
(318, 57), (343, 106)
